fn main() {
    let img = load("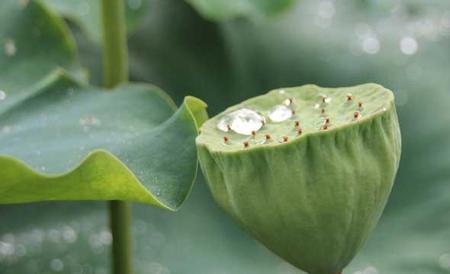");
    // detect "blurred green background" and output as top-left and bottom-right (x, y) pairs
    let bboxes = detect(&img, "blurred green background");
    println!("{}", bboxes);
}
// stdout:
(1, 0), (450, 273)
